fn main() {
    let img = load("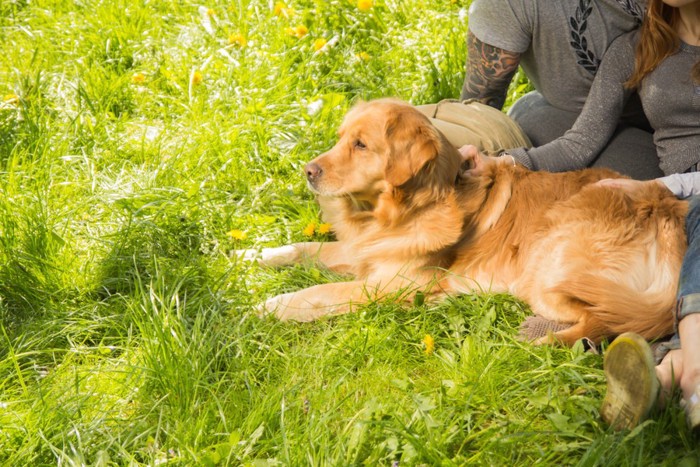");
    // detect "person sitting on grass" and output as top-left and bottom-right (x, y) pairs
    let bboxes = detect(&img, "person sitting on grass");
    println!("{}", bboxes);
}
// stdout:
(489, 0), (700, 177)
(462, 0), (660, 180)
(415, 0), (659, 180)
(462, 0), (700, 431)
